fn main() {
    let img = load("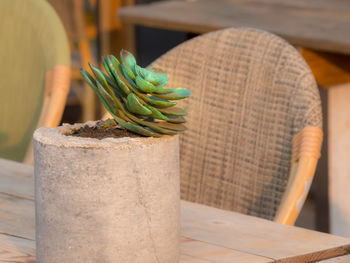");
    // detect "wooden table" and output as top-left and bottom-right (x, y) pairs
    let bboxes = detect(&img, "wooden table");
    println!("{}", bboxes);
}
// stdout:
(118, 0), (350, 87)
(1, 158), (350, 262)
(119, 0), (350, 55)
